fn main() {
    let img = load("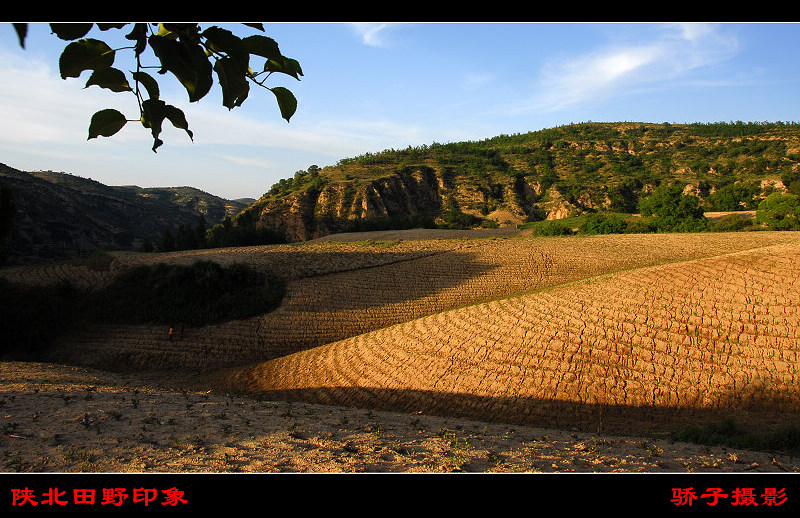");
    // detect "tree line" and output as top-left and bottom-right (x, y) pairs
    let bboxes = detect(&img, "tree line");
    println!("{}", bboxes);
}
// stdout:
(149, 211), (286, 253)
